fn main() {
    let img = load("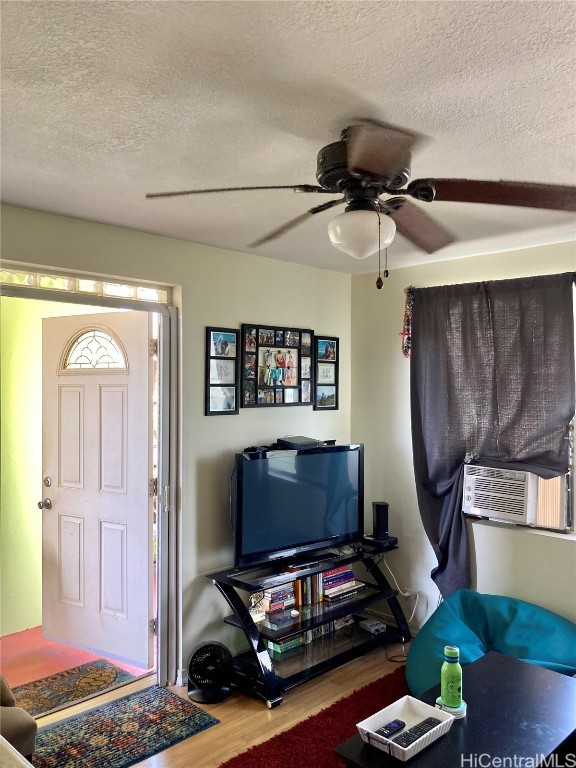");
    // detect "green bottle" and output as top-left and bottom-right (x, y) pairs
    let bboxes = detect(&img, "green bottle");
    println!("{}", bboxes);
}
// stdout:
(441, 645), (462, 708)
